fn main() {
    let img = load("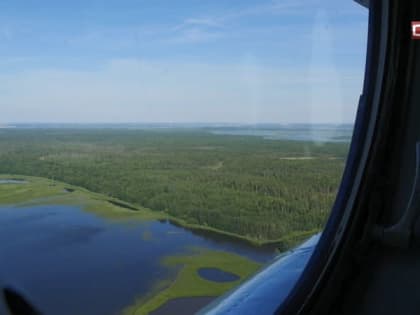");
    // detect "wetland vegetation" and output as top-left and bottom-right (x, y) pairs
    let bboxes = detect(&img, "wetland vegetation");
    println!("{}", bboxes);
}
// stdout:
(124, 250), (261, 315)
